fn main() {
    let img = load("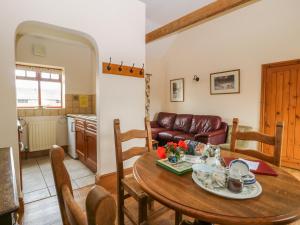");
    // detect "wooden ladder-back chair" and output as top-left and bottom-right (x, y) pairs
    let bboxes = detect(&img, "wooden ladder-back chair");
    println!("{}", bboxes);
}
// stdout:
(114, 117), (166, 225)
(50, 145), (116, 225)
(230, 118), (284, 166)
